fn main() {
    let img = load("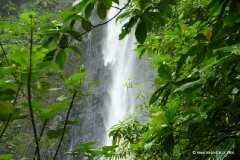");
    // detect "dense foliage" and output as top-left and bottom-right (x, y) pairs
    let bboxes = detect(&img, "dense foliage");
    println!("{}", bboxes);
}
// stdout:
(1, 0), (240, 159)
(104, 0), (240, 159)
